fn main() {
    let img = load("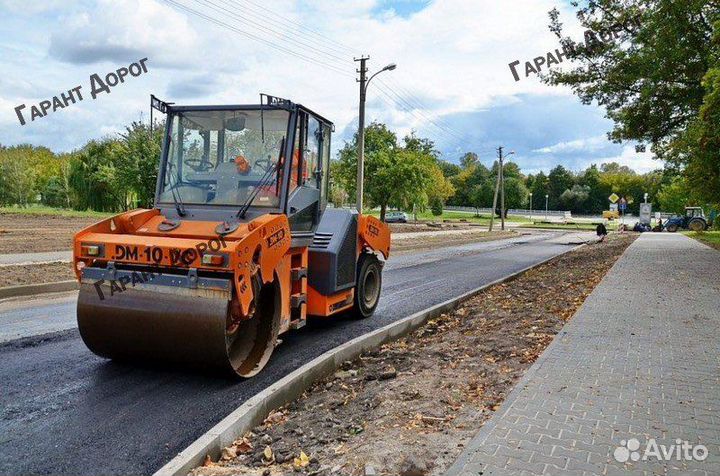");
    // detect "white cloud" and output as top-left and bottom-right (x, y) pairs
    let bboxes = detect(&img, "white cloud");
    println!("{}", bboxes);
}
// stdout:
(48, 0), (199, 67)
(596, 145), (661, 174)
(533, 135), (610, 154)
(1, 0), (653, 178)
